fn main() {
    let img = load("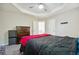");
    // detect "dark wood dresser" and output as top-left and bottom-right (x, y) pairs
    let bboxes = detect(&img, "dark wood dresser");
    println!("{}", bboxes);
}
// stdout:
(8, 30), (17, 45)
